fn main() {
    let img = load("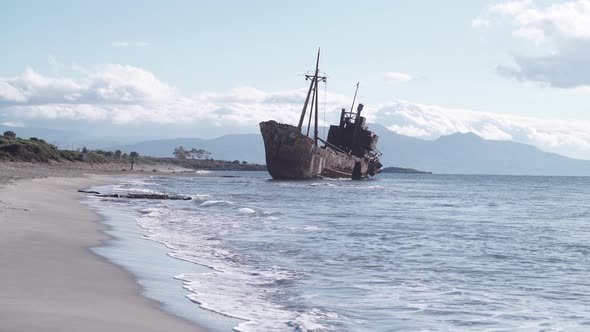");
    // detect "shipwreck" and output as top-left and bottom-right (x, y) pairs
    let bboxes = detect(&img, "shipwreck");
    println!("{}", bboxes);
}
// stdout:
(259, 49), (382, 180)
